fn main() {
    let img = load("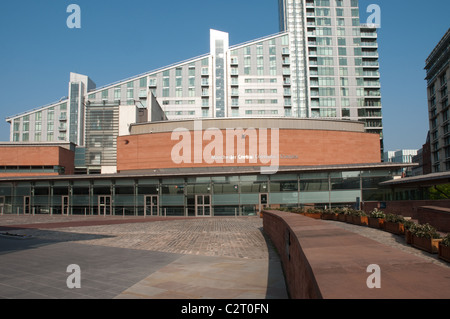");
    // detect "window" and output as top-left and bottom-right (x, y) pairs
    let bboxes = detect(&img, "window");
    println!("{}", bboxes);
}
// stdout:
(127, 88), (134, 99)
(13, 121), (20, 132)
(139, 78), (147, 88)
(48, 109), (54, 121)
(114, 88), (121, 101)
(441, 74), (448, 86)
(338, 48), (347, 56)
